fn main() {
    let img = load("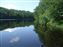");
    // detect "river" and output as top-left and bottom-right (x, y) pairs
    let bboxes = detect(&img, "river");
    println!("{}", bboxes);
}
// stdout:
(0, 21), (43, 47)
